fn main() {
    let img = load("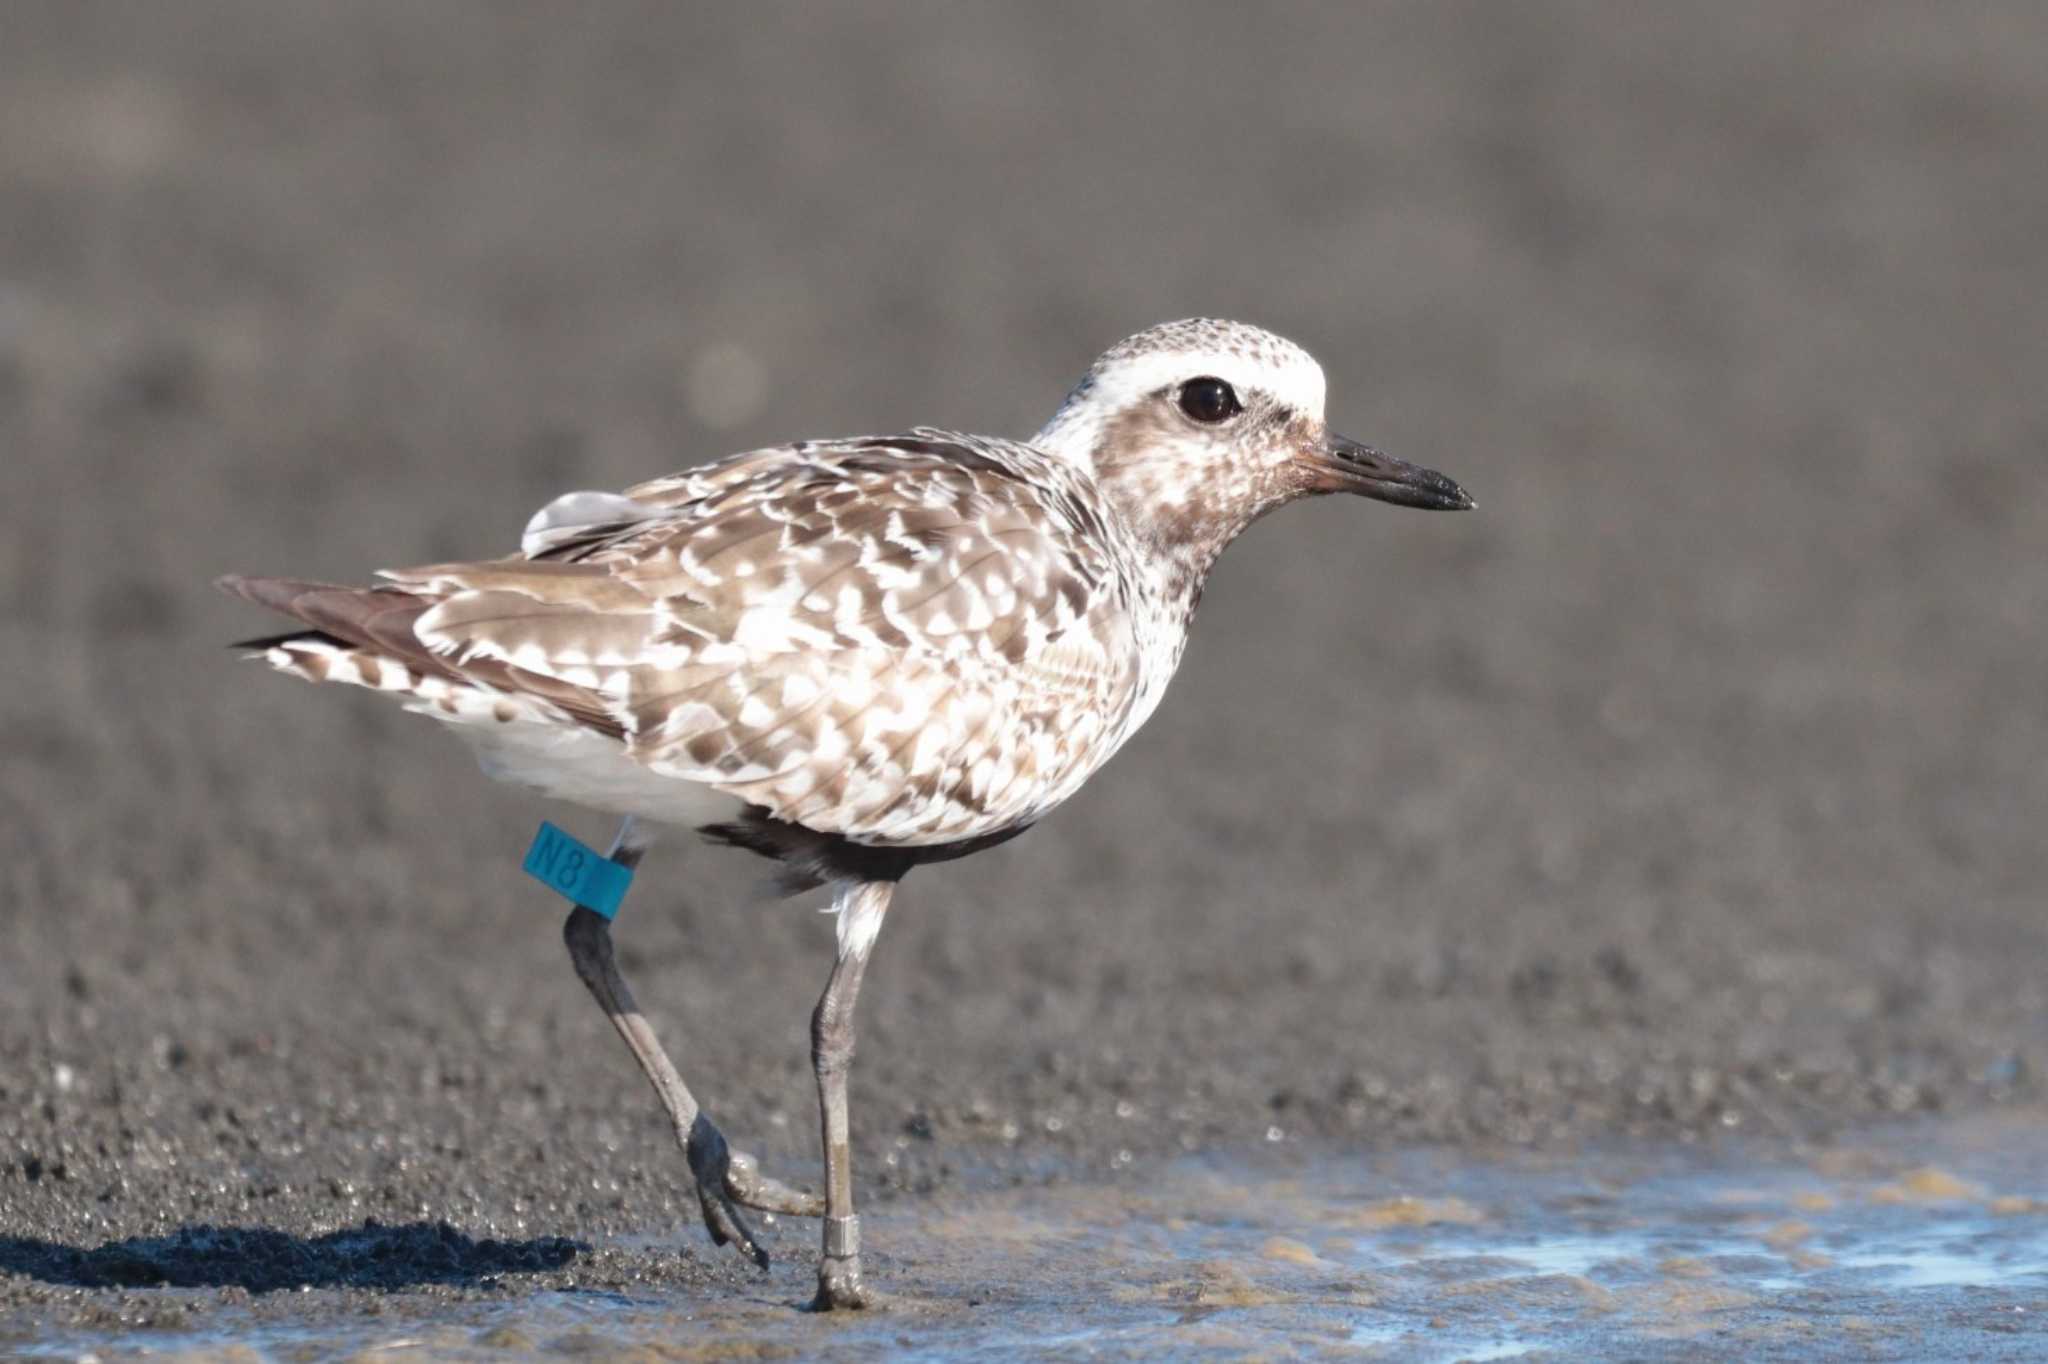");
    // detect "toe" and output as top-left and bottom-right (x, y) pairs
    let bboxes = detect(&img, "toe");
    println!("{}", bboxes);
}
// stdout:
(696, 1178), (770, 1268)
(727, 1150), (826, 1217)
(685, 1116), (771, 1269)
